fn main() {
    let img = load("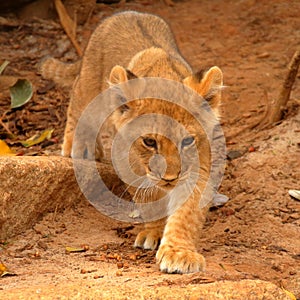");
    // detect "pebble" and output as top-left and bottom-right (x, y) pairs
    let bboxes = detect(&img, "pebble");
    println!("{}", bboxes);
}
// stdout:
(227, 150), (243, 160)
(257, 52), (270, 58)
